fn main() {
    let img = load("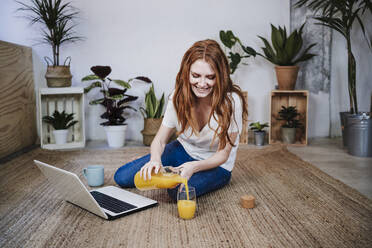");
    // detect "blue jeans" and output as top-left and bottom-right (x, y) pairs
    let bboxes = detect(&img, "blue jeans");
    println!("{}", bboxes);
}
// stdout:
(114, 140), (231, 201)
